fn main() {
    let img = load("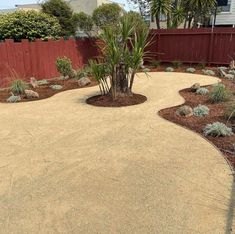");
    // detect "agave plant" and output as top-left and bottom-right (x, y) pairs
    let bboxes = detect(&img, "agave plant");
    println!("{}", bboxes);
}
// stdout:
(89, 15), (150, 100)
